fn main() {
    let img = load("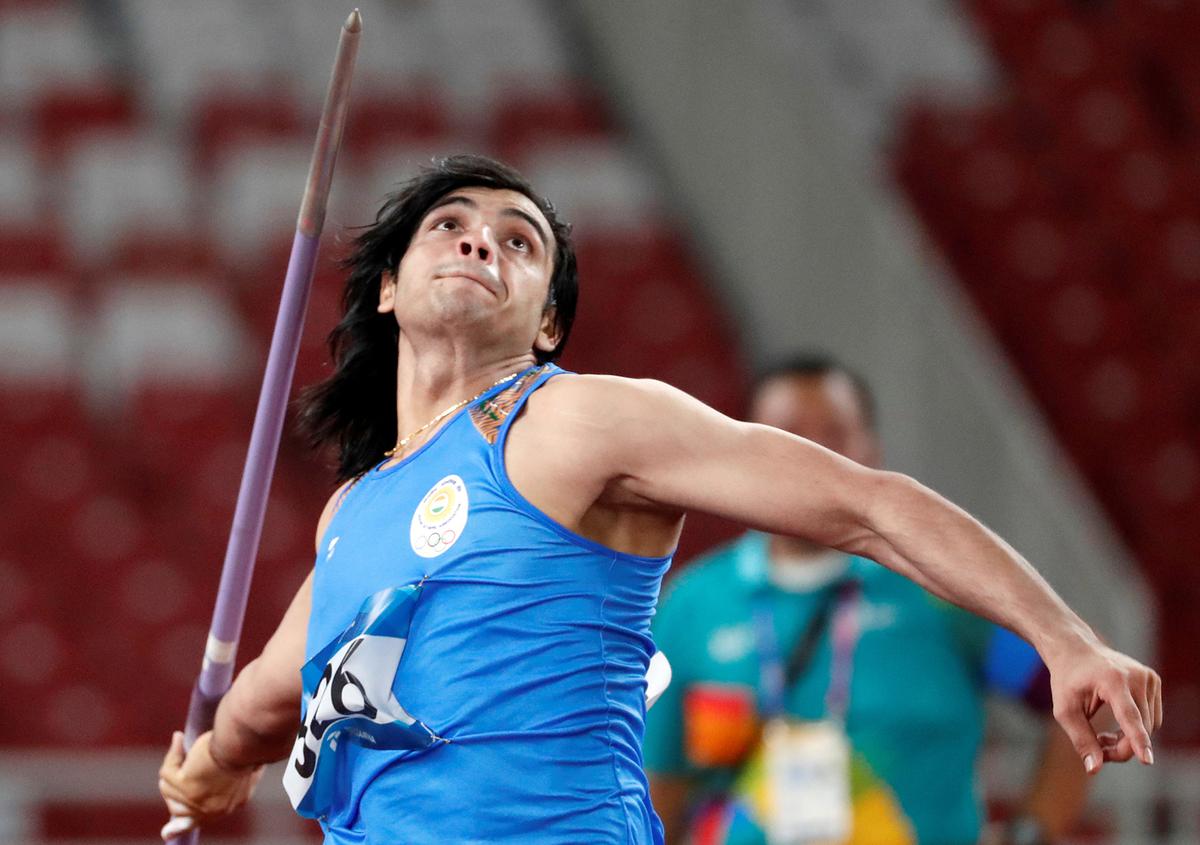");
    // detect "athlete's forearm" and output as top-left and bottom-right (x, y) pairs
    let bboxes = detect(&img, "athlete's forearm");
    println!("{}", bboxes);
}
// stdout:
(851, 472), (1097, 660)
(208, 658), (299, 770)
